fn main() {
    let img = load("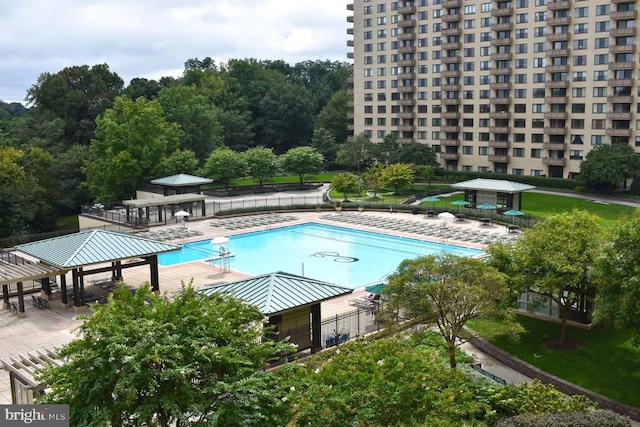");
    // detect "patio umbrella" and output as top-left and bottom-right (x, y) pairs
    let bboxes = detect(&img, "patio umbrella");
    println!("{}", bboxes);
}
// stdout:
(365, 283), (386, 295)
(422, 196), (440, 209)
(210, 236), (229, 245)
(174, 210), (190, 217)
(503, 209), (524, 224)
(437, 212), (456, 220)
(476, 203), (497, 220)
(450, 200), (470, 213)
